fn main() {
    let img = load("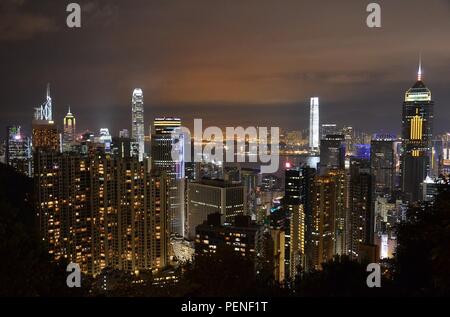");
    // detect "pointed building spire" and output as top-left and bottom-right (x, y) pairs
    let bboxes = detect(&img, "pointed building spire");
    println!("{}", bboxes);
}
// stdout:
(418, 54), (422, 81)
(68, 105), (71, 114)
(46, 83), (51, 99)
